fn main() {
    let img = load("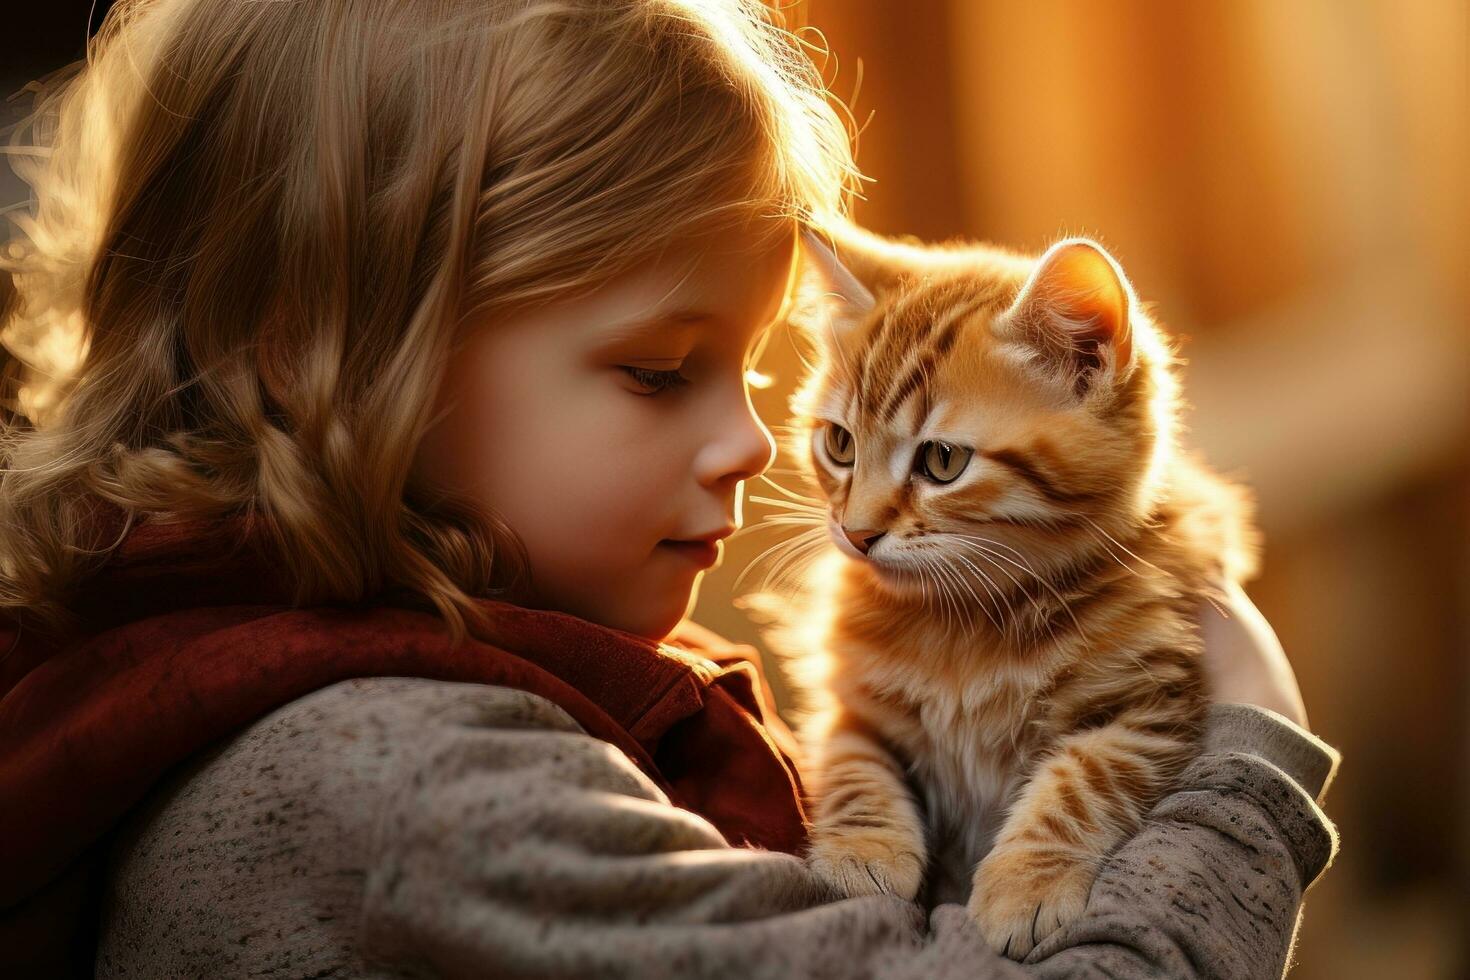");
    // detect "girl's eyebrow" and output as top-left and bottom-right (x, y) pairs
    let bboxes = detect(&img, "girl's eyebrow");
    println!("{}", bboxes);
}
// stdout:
(599, 309), (713, 344)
